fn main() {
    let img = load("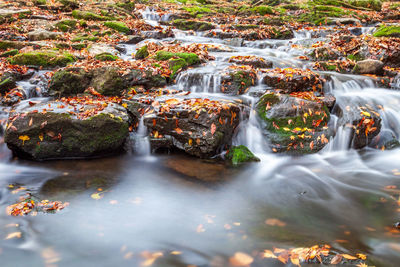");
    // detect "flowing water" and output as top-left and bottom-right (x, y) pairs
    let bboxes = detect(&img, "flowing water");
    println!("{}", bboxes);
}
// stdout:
(1, 11), (400, 267)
